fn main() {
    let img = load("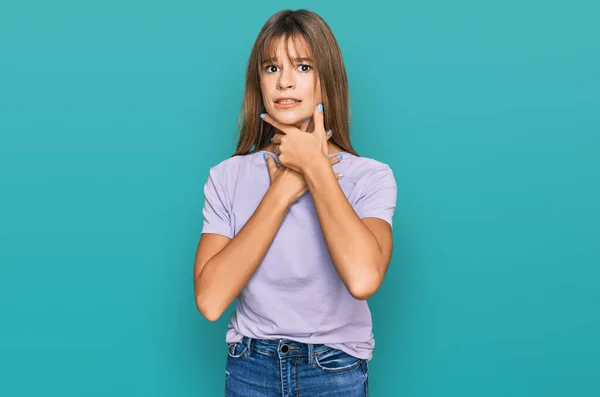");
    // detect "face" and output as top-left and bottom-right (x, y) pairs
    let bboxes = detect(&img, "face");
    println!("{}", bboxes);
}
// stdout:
(260, 36), (322, 127)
